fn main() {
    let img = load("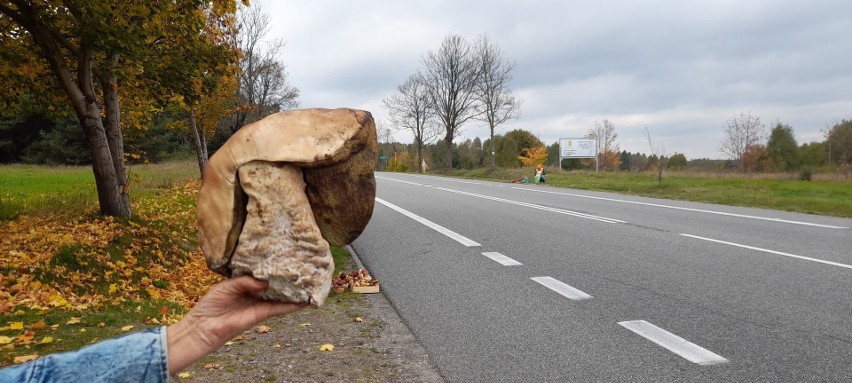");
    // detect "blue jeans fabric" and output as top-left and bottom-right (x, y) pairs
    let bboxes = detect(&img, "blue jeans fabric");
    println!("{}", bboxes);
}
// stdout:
(0, 326), (168, 383)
